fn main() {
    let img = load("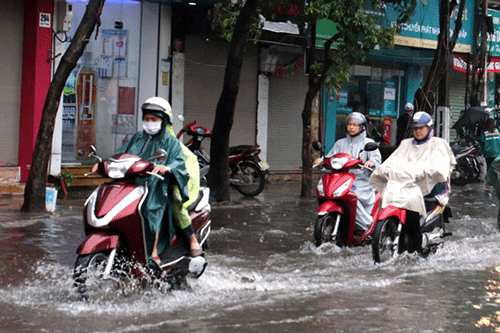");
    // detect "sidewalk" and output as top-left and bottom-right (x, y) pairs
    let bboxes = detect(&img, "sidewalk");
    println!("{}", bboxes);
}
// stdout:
(0, 180), (308, 224)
